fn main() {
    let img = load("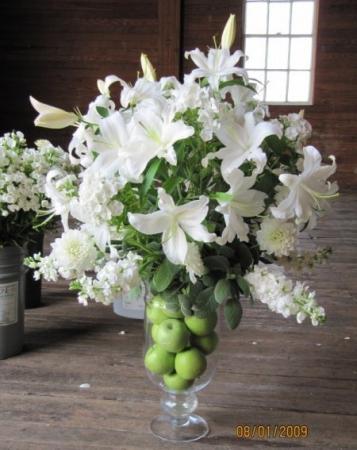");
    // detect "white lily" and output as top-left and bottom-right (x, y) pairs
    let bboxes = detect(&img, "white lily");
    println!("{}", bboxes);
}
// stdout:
(140, 53), (157, 82)
(97, 75), (121, 97)
(216, 169), (267, 243)
(30, 96), (78, 129)
(185, 47), (247, 90)
(271, 146), (338, 227)
(134, 103), (194, 165)
(204, 111), (281, 175)
(119, 78), (162, 108)
(85, 111), (158, 183)
(128, 188), (215, 265)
